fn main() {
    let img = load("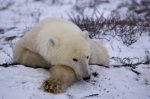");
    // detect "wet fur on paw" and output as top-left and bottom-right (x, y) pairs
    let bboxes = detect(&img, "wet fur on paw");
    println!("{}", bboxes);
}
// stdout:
(42, 65), (77, 94)
(43, 78), (66, 93)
